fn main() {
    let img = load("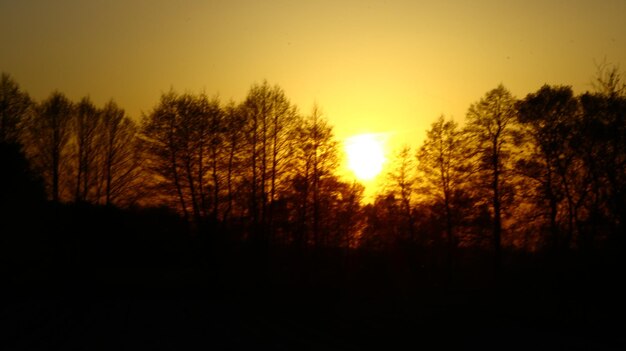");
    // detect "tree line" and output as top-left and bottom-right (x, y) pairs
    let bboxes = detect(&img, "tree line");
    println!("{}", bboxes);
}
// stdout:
(373, 65), (626, 272)
(0, 76), (363, 250)
(0, 78), (142, 207)
(1, 66), (625, 264)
